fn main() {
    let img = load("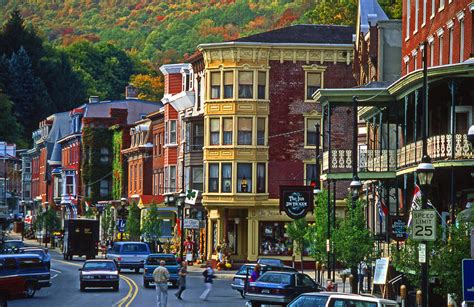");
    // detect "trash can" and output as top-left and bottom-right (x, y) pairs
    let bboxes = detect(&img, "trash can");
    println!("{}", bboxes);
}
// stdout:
(13, 222), (23, 234)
